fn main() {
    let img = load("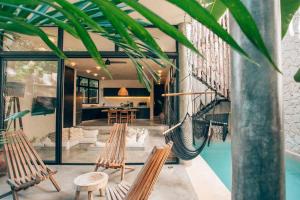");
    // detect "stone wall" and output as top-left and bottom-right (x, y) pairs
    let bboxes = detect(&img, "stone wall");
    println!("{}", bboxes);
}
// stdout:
(282, 12), (300, 154)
